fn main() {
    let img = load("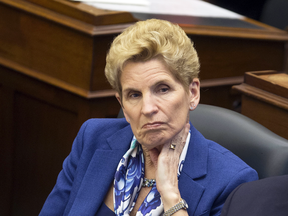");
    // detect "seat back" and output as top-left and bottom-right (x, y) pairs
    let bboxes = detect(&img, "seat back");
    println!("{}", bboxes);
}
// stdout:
(190, 104), (288, 179)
